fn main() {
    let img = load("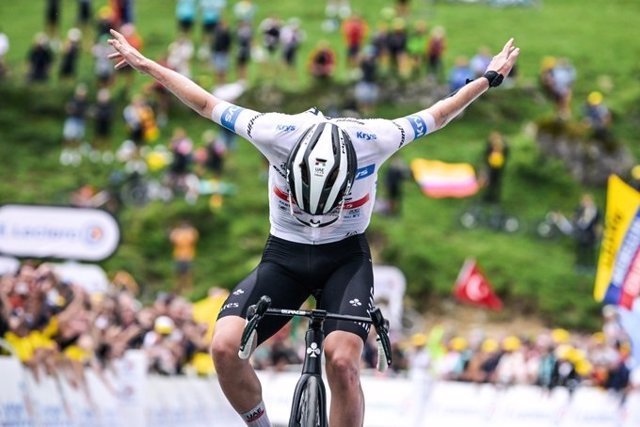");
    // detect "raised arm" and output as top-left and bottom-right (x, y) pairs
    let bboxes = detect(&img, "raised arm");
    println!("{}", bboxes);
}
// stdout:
(108, 29), (221, 119)
(426, 38), (520, 131)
